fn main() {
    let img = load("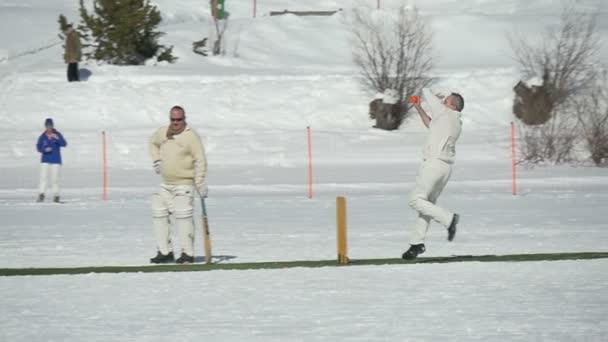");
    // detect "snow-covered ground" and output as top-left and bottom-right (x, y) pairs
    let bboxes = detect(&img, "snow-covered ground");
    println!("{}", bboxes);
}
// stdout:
(2, 131), (608, 268)
(2, 260), (608, 341)
(1, 0), (607, 341)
